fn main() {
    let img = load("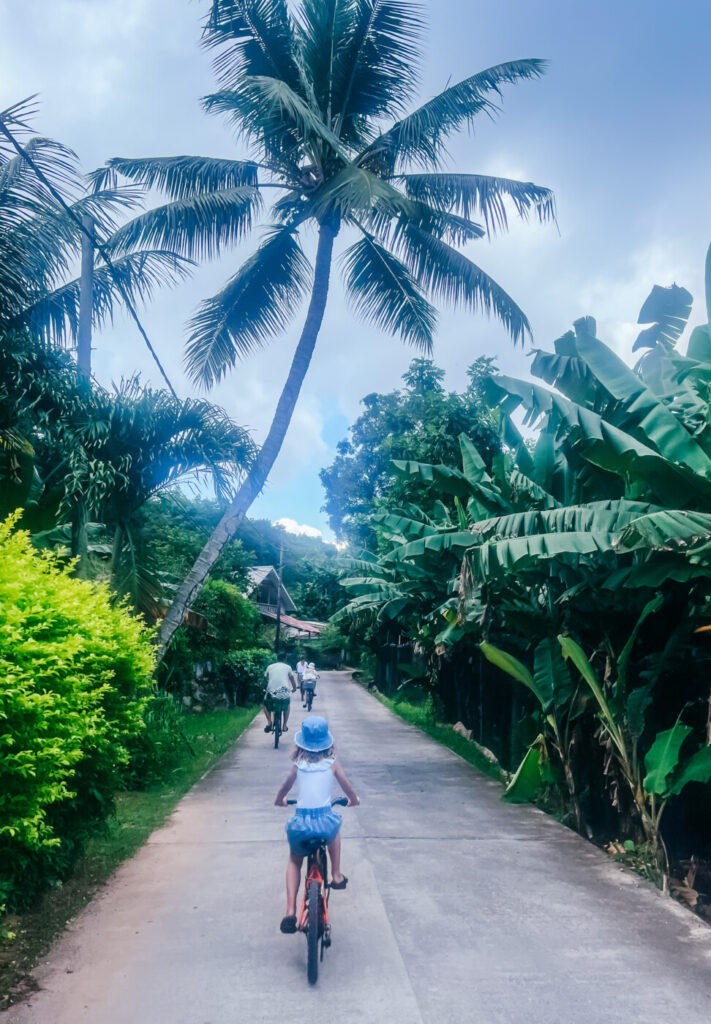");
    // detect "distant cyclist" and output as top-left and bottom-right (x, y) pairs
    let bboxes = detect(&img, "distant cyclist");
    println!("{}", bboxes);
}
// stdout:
(263, 655), (297, 734)
(301, 662), (319, 709)
(295, 657), (308, 699)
